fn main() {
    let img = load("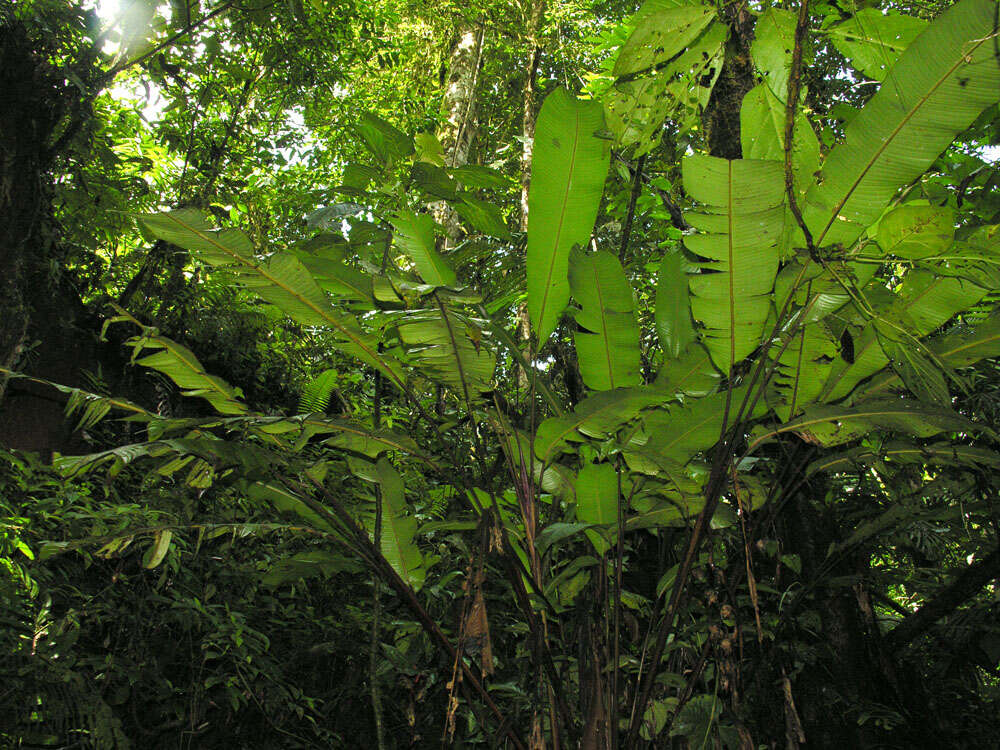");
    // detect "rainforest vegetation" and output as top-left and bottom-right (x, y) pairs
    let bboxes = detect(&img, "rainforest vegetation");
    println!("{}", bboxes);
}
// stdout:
(2, 0), (1000, 746)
